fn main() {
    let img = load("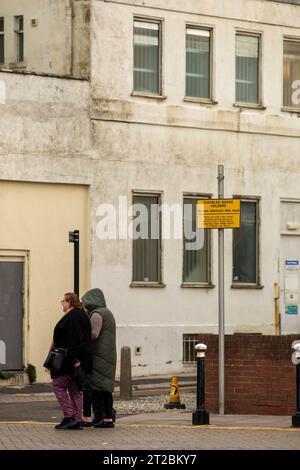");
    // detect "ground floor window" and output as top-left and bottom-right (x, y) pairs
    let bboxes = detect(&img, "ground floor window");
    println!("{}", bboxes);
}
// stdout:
(232, 198), (259, 284)
(183, 196), (211, 284)
(132, 192), (162, 284)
